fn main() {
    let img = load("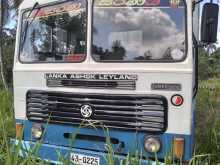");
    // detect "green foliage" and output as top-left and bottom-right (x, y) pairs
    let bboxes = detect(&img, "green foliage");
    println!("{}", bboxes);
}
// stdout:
(199, 47), (220, 80)
(2, 33), (15, 86)
(196, 87), (220, 164)
(0, 90), (50, 165)
(193, 52), (220, 163)
(198, 49), (212, 80)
